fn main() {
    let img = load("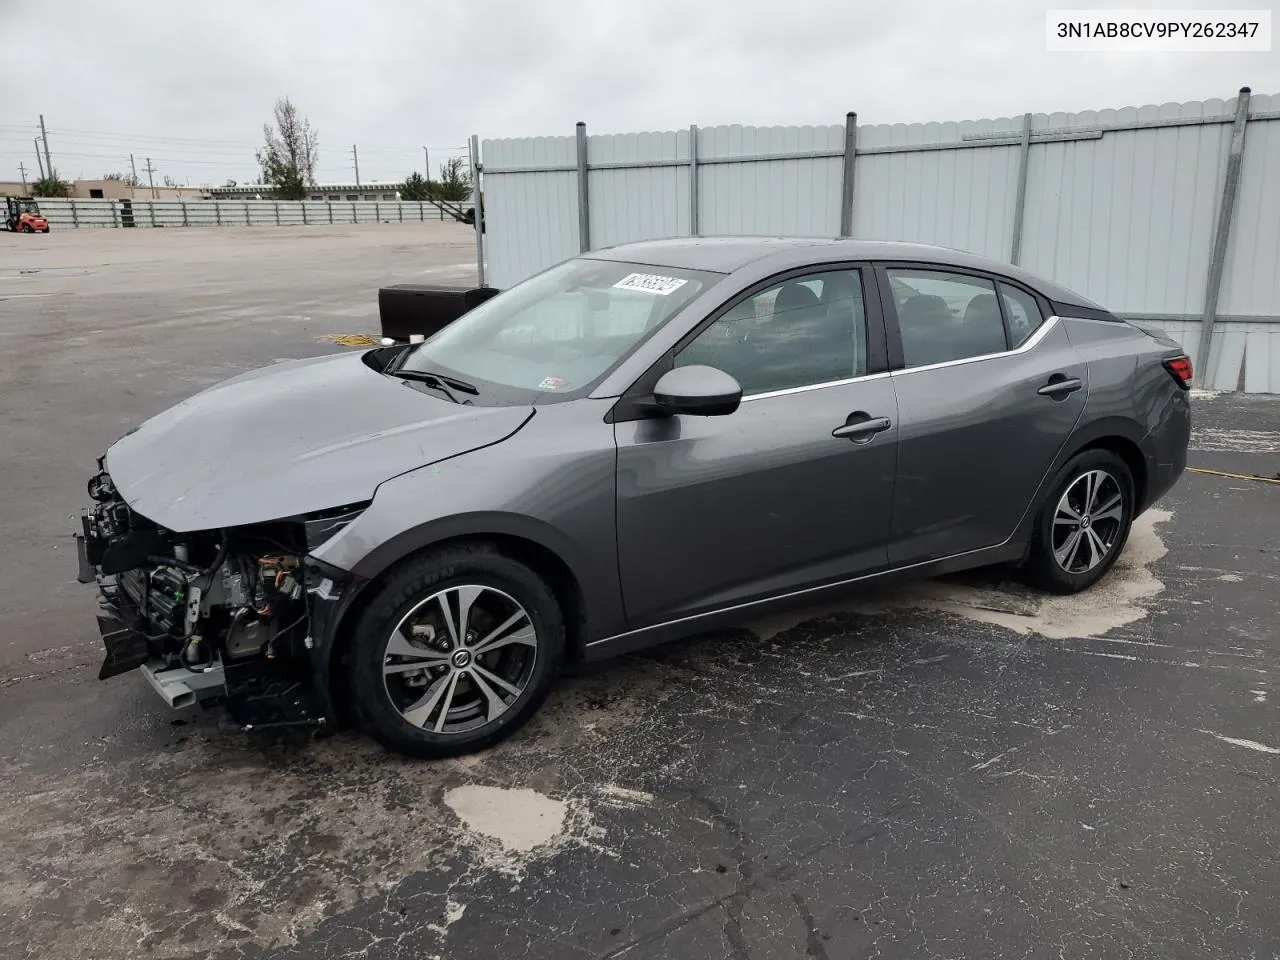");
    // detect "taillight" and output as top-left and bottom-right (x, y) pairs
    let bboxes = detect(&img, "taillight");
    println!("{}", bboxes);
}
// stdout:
(1164, 356), (1193, 390)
